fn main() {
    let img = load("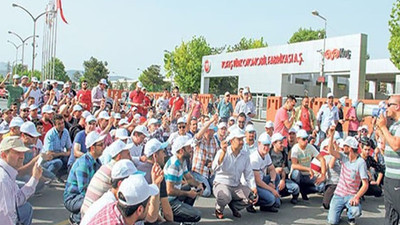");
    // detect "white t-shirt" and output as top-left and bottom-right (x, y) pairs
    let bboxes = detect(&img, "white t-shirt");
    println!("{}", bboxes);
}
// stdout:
(80, 191), (115, 225)
(291, 143), (319, 175)
(250, 150), (272, 180)
(28, 88), (42, 105)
